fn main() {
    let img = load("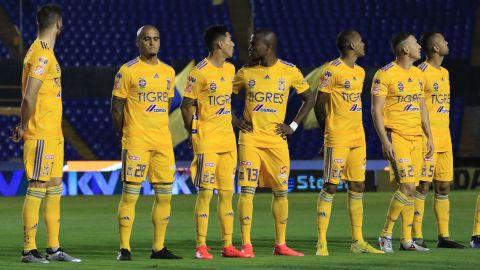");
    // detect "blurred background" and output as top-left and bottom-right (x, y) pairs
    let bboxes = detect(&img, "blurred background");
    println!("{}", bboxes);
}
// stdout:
(1, 0), (480, 196)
